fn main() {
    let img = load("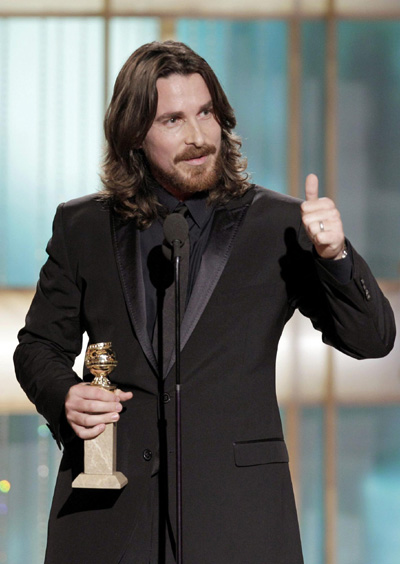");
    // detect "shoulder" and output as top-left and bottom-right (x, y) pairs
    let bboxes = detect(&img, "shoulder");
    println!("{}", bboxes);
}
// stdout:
(252, 184), (302, 209)
(48, 194), (114, 251)
(244, 185), (303, 227)
(224, 184), (302, 214)
(55, 193), (110, 227)
(62, 192), (108, 214)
